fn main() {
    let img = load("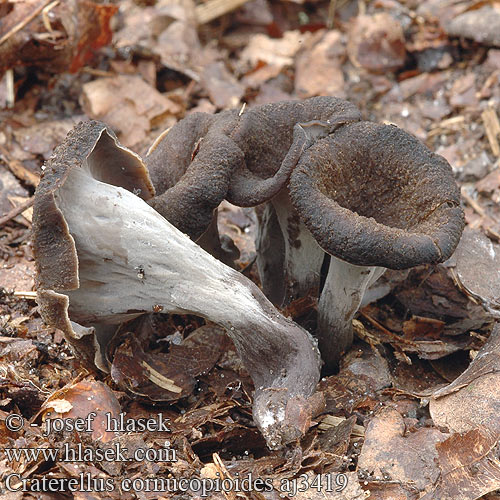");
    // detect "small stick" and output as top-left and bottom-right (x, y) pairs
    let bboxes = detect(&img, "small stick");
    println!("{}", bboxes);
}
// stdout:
(195, 0), (250, 25)
(327, 0), (338, 29)
(482, 108), (500, 157)
(0, 196), (34, 227)
(0, 145), (39, 186)
(359, 310), (416, 346)
(13, 291), (37, 299)
(5, 69), (14, 109)
(0, 0), (54, 46)
(41, 0), (60, 33)
(460, 186), (486, 217)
